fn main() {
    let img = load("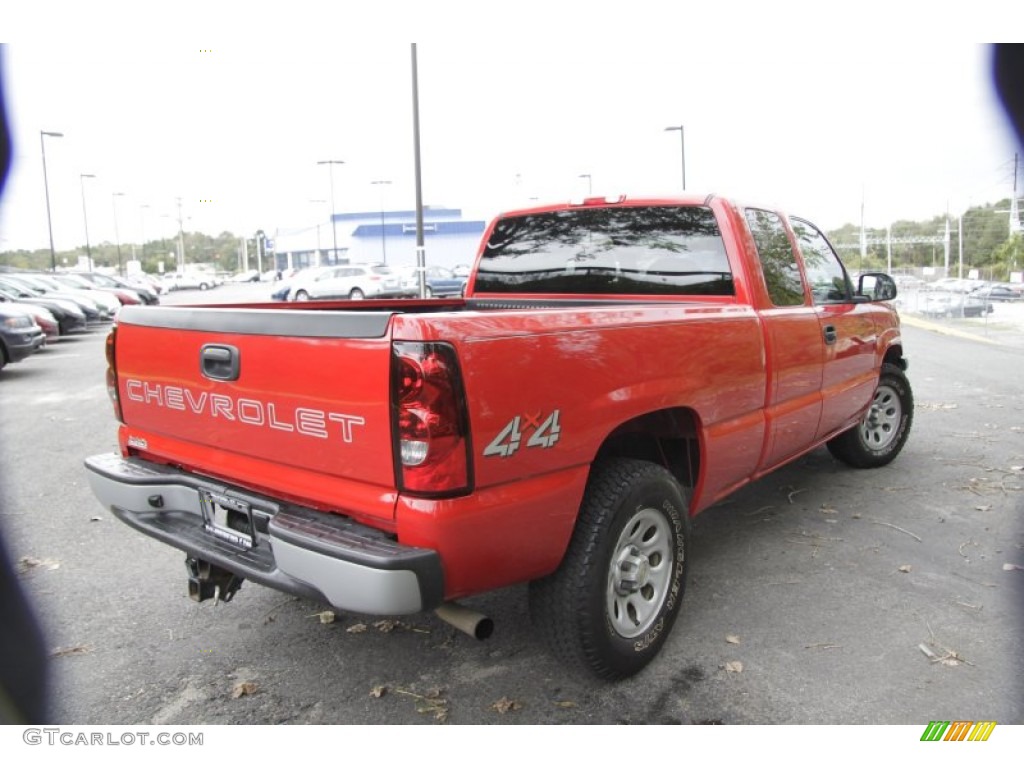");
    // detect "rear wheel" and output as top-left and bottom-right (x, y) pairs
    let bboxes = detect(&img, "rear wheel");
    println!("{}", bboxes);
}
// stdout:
(294, 290), (310, 301)
(529, 458), (690, 680)
(349, 288), (364, 300)
(827, 362), (913, 468)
